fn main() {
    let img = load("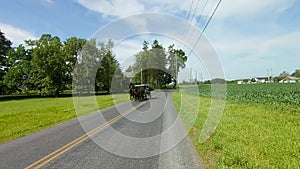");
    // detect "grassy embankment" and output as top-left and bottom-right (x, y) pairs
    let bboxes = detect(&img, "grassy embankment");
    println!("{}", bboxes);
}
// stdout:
(172, 83), (300, 168)
(0, 94), (129, 144)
